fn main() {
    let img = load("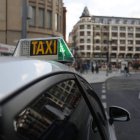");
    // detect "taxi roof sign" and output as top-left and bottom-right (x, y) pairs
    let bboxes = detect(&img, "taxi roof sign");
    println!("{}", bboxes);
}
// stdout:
(14, 37), (74, 62)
